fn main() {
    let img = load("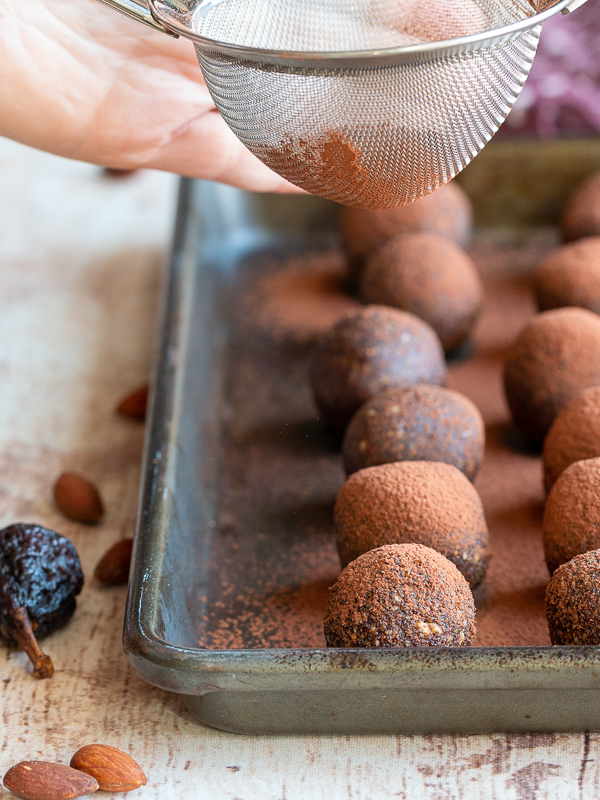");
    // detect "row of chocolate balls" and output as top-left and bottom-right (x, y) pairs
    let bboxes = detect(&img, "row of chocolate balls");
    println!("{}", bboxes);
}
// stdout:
(507, 163), (600, 642)
(317, 357), (600, 594)
(502, 165), (600, 643)
(324, 417), (600, 649)
(323, 537), (600, 649)
(337, 169), (600, 362)
(314, 255), (600, 463)
(533, 388), (600, 647)
(308, 301), (486, 647)
(313, 173), (600, 650)
(312, 188), (484, 649)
